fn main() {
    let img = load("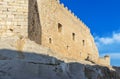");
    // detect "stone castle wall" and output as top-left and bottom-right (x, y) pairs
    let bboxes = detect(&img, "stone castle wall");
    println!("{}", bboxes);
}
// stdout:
(29, 0), (99, 62)
(98, 55), (110, 66)
(0, 0), (28, 36)
(0, 0), (110, 66)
